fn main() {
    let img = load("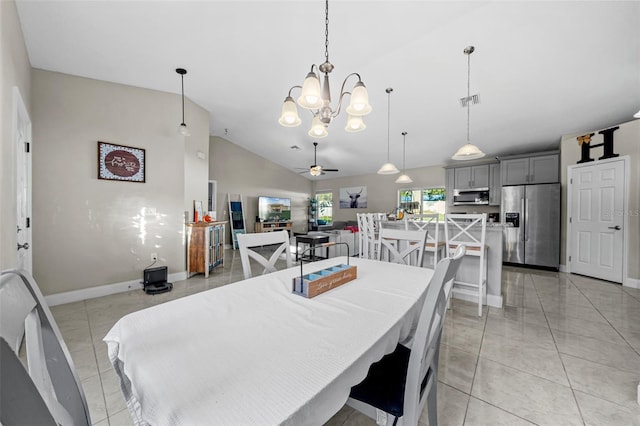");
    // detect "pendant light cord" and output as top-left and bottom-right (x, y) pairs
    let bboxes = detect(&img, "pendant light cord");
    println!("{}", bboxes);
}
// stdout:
(387, 89), (392, 161)
(466, 52), (471, 143)
(402, 132), (407, 171)
(181, 74), (186, 123)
